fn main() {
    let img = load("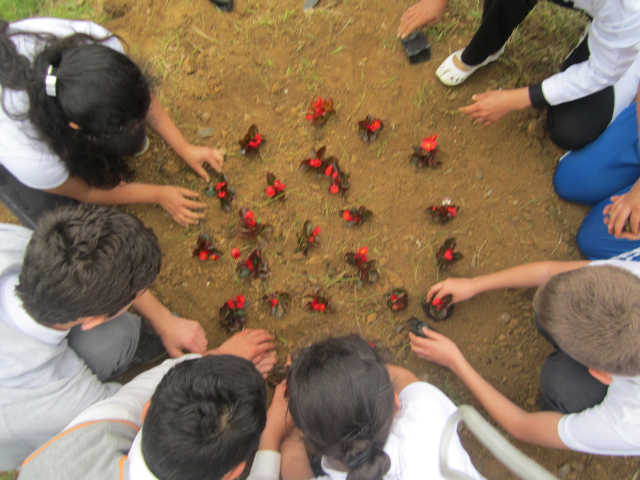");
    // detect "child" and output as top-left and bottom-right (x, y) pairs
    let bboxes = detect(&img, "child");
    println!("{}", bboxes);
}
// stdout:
(0, 204), (274, 469)
(0, 17), (223, 228)
(411, 260), (640, 454)
(398, 0), (640, 150)
(18, 346), (277, 480)
(248, 335), (484, 480)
